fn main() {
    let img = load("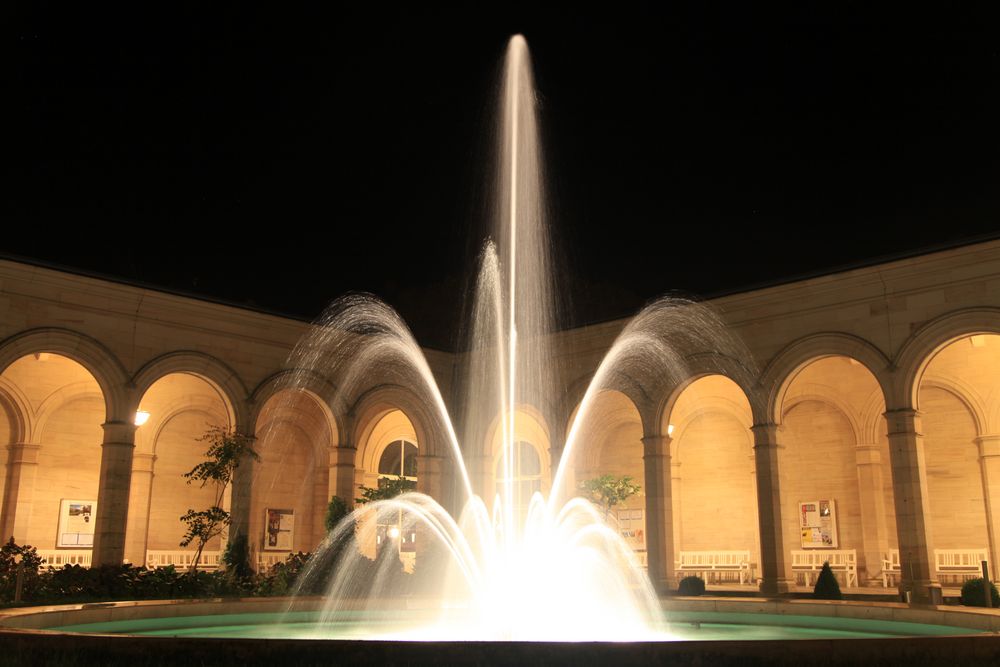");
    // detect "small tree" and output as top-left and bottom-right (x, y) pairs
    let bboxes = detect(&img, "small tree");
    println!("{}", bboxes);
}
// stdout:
(960, 577), (1000, 607)
(579, 474), (641, 520)
(180, 426), (259, 572)
(356, 478), (416, 505)
(812, 561), (843, 600)
(324, 496), (351, 533)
